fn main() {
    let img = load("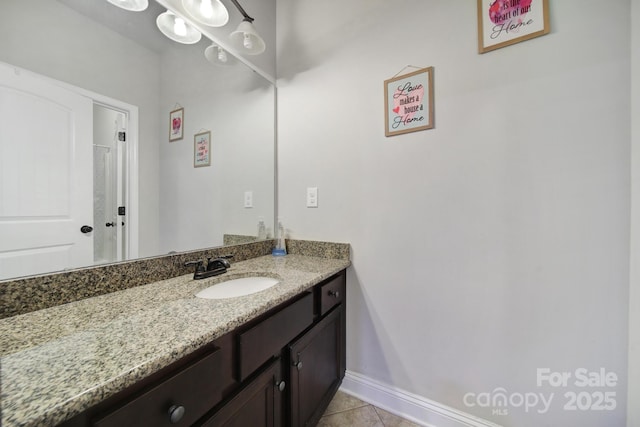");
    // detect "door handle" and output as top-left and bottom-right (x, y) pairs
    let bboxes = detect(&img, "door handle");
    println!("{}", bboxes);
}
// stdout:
(105, 222), (116, 227)
(80, 225), (93, 233)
